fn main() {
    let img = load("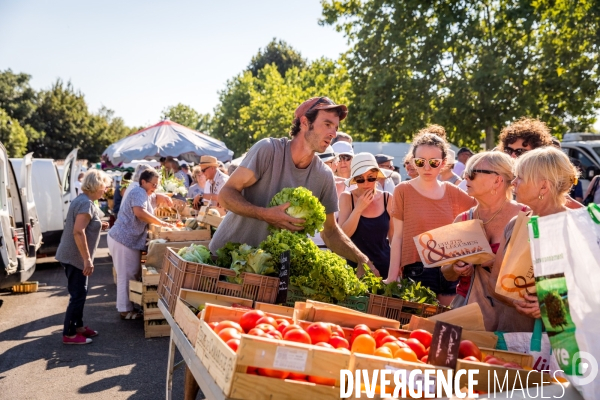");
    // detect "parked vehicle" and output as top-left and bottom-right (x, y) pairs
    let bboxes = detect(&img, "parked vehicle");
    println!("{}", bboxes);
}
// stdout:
(561, 133), (600, 192)
(0, 143), (43, 289)
(9, 149), (79, 254)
